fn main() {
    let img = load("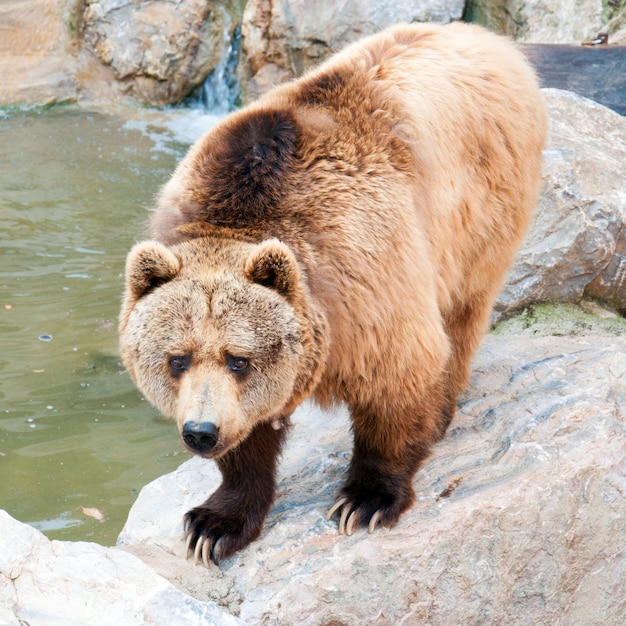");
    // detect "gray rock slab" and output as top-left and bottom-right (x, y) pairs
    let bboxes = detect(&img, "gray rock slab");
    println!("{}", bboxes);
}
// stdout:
(497, 88), (626, 317)
(120, 333), (626, 625)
